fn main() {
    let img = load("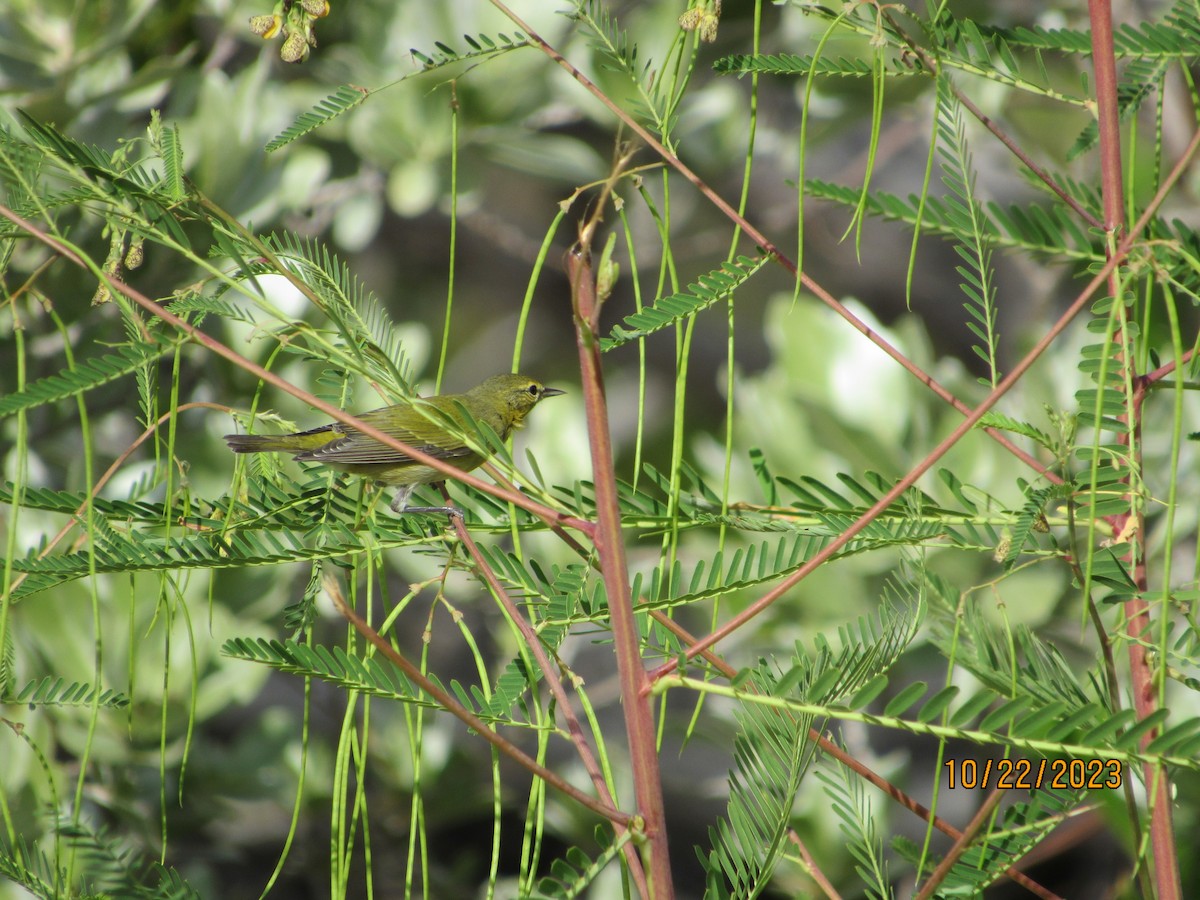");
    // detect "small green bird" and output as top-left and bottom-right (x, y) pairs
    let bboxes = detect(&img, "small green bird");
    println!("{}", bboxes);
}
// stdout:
(225, 373), (565, 514)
